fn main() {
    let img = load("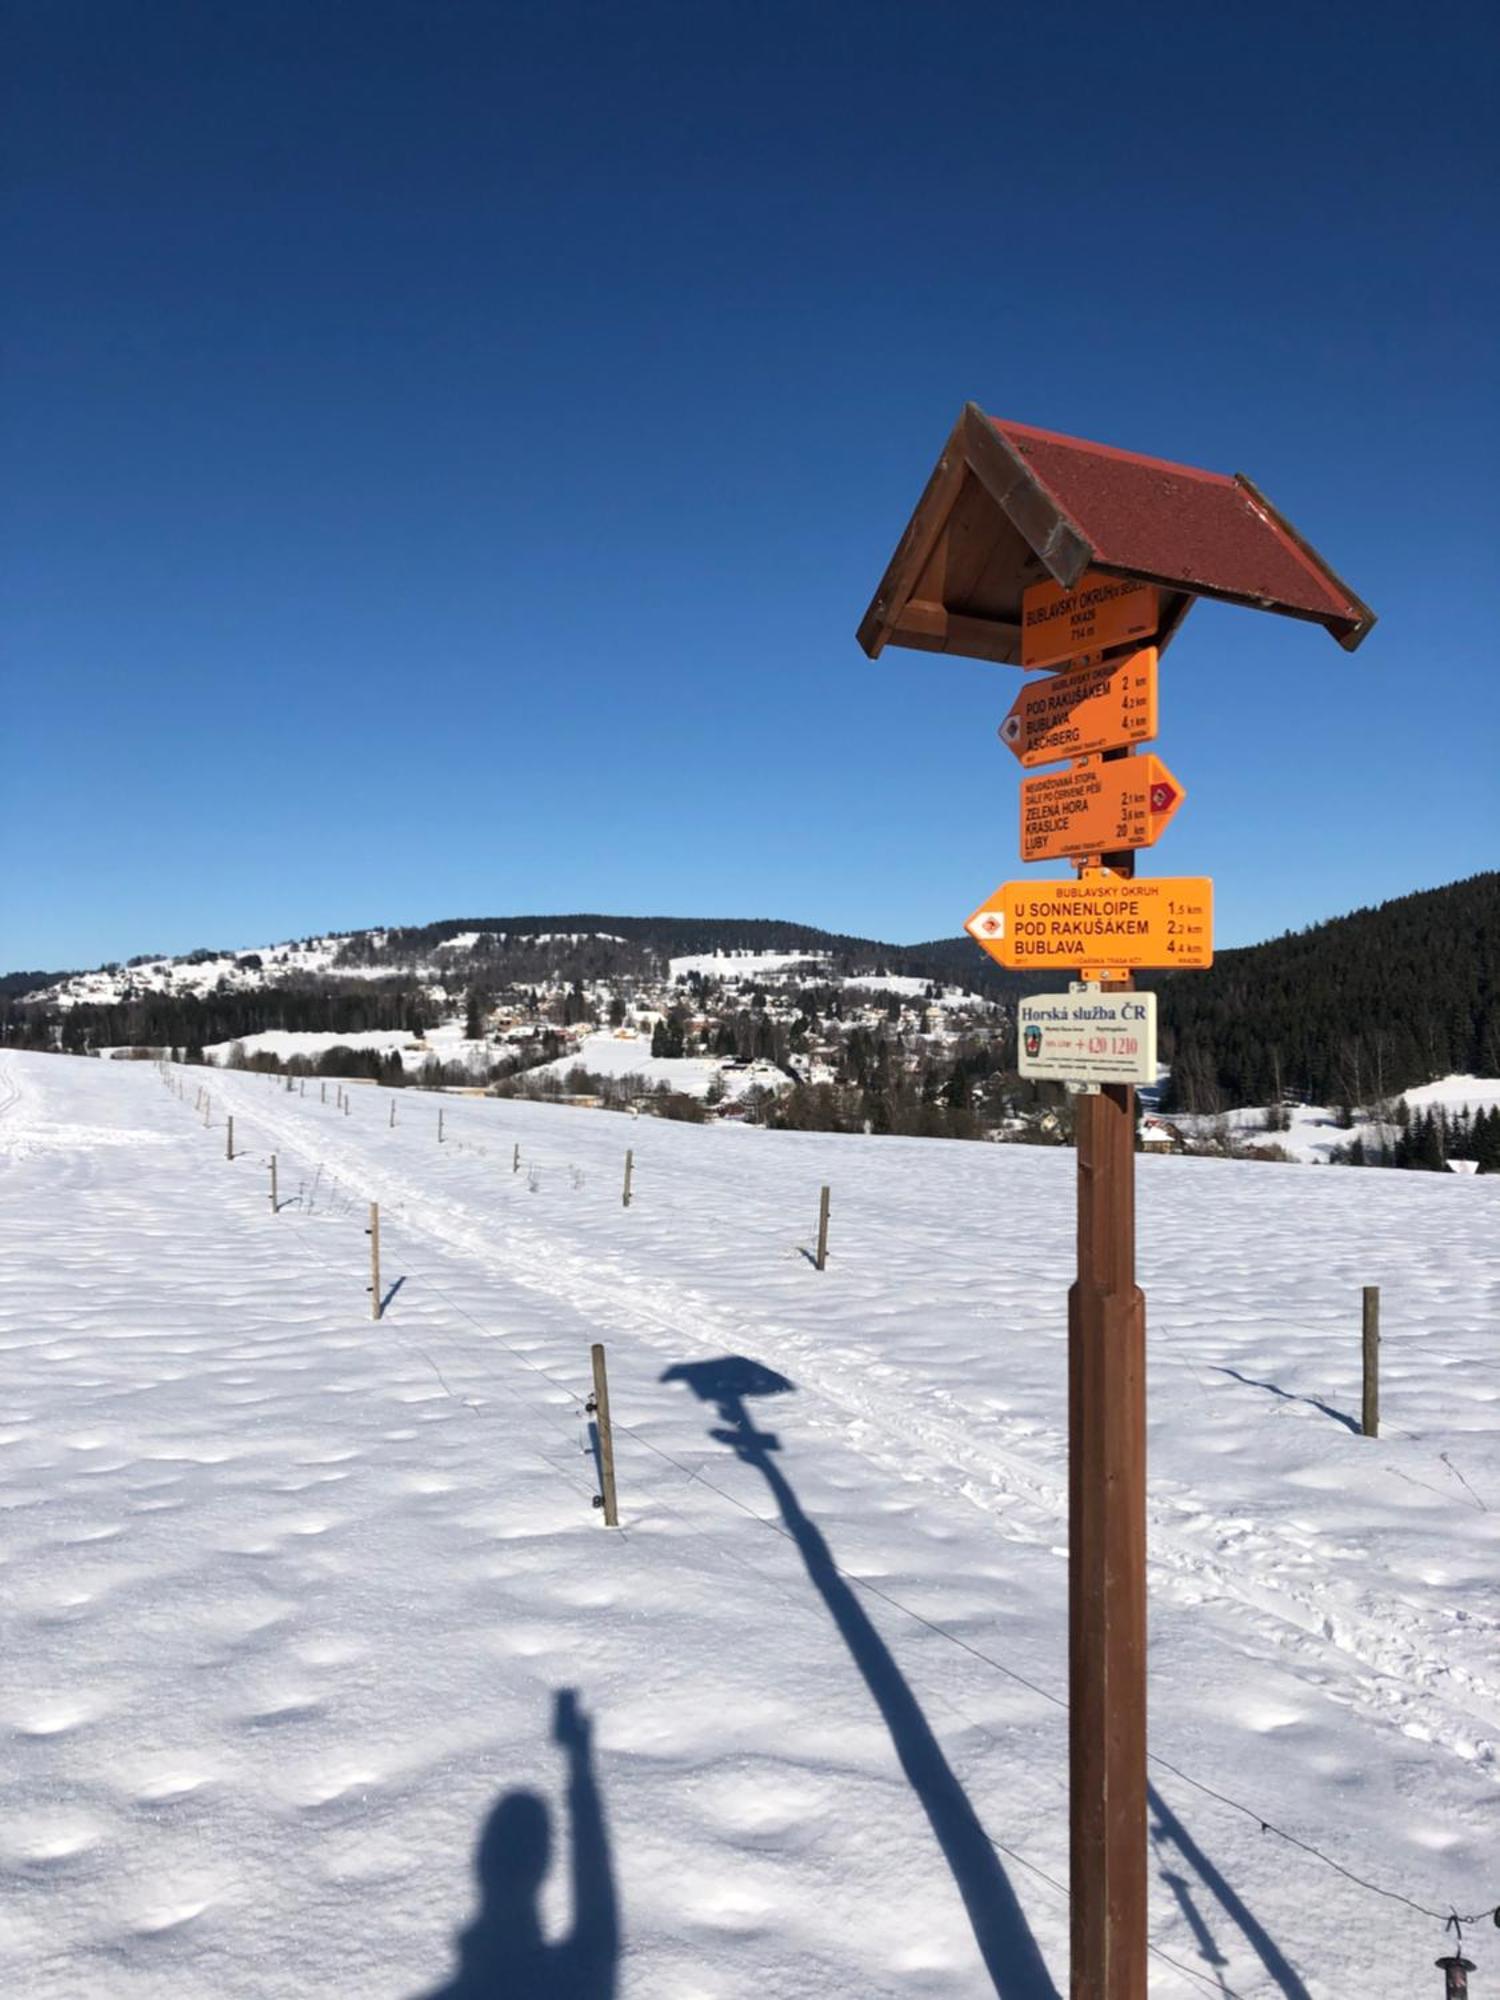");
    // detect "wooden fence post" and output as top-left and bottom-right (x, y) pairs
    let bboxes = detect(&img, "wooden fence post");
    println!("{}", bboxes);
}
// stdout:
(815, 1185), (831, 1270)
(438, 1109), (444, 1144)
(588, 1344), (620, 1526)
(299, 1079), (305, 1096)
(389, 1098), (396, 1128)
(343, 1094), (349, 1116)
(226, 1116), (234, 1162)
(513, 1143), (521, 1174)
(369, 1204), (381, 1321)
(622, 1149), (634, 1208)
(269, 1154), (277, 1211)
(1362, 1286), (1380, 1437)
(321, 1082), (326, 1104)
